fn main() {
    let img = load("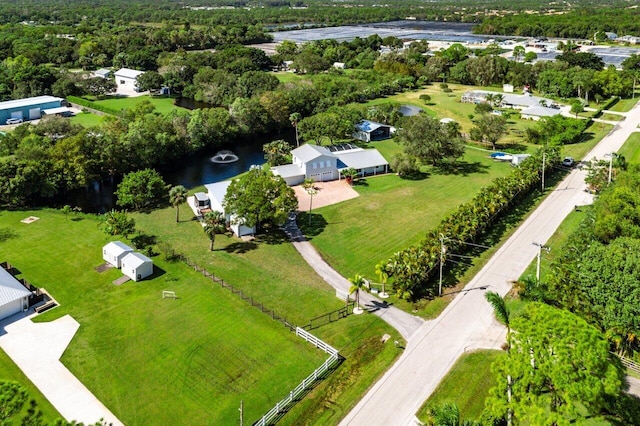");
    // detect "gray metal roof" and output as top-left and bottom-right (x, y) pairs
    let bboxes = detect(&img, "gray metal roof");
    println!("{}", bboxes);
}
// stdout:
(355, 120), (390, 133)
(520, 106), (561, 117)
(271, 164), (305, 179)
(194, 192), (209, 201)
(43, 107), (73, 115)
(0, 267), (31, 306)
(0, 96), (63, 111)
(122, 252), (152, 268)
(336, 149), (388, 170)
(291, 144), (337, 163)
